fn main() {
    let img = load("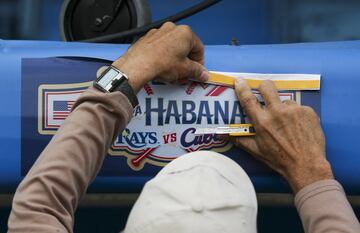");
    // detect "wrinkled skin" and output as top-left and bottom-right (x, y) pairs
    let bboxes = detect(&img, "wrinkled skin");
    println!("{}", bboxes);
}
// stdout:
(112, 22), (209, 93)
(230, 78), (333, 193)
